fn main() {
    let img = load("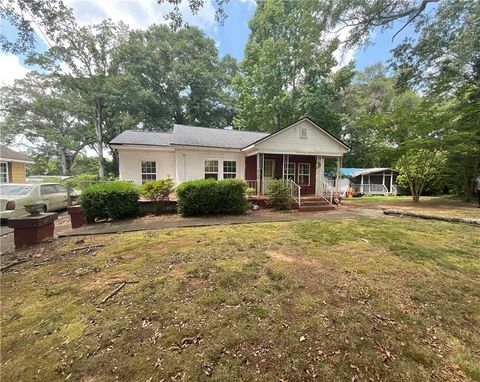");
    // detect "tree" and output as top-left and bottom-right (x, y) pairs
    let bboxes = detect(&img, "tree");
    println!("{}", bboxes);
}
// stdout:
(0, 73), (93, 175)
(234, 0), (352, 134)
(0, 0), (69, 54)
(341, 63), (399, 167)
(390, 0), (480, 200)
(110, 25), (237, 132)
(28, 17), (130, 177)
(396, 149), (445, 202)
